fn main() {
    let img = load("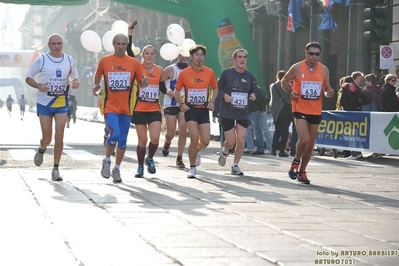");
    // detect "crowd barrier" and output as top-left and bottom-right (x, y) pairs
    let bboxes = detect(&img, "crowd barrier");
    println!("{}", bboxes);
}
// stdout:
(316, 111), (399, 155)
(76, 106), (399, 155)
